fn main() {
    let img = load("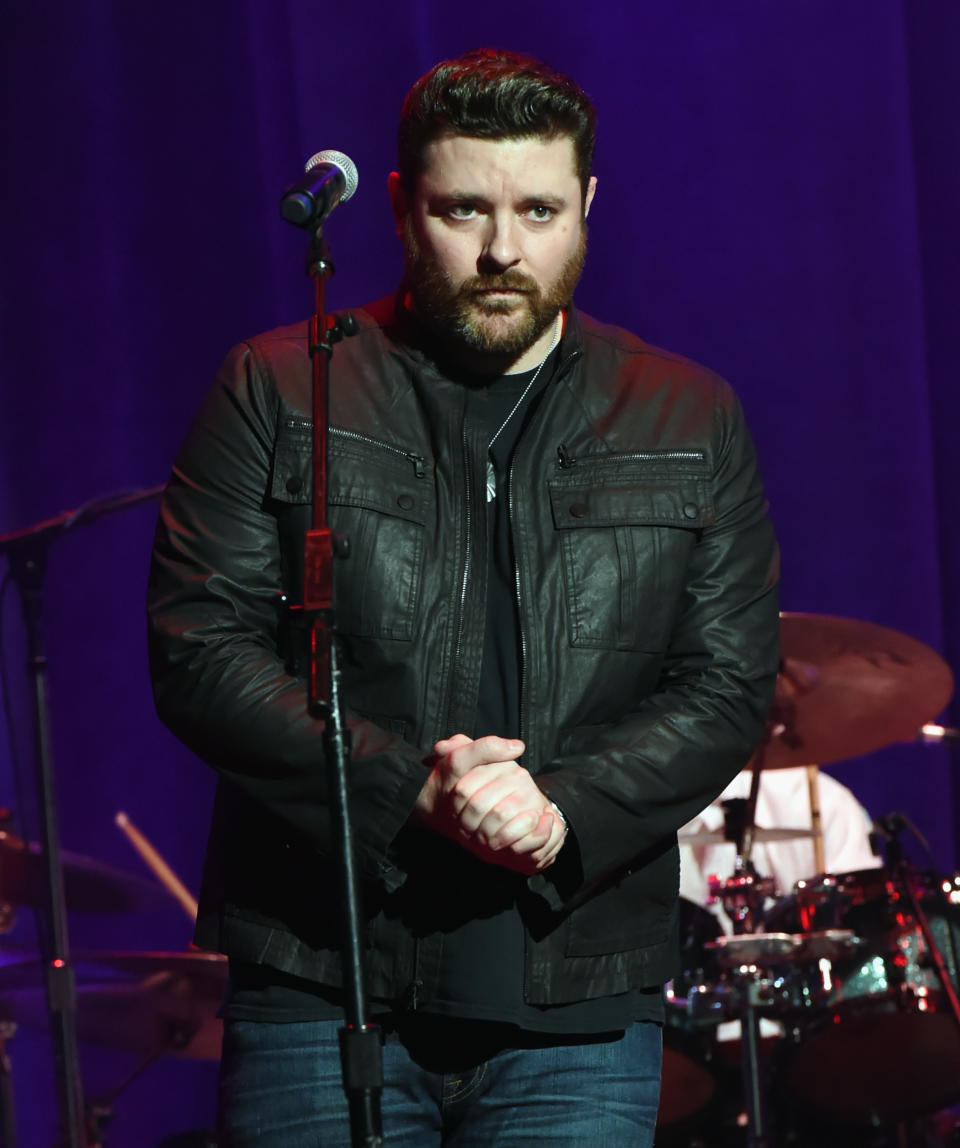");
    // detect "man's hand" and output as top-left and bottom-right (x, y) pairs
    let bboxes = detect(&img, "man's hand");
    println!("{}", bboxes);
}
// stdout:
(412, 734), (567, 875)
